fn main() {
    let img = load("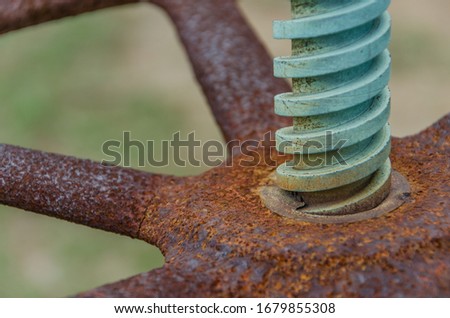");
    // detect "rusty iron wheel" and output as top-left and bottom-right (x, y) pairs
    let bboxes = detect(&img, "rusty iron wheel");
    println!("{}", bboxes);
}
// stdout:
(0, 0), (449, 297)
